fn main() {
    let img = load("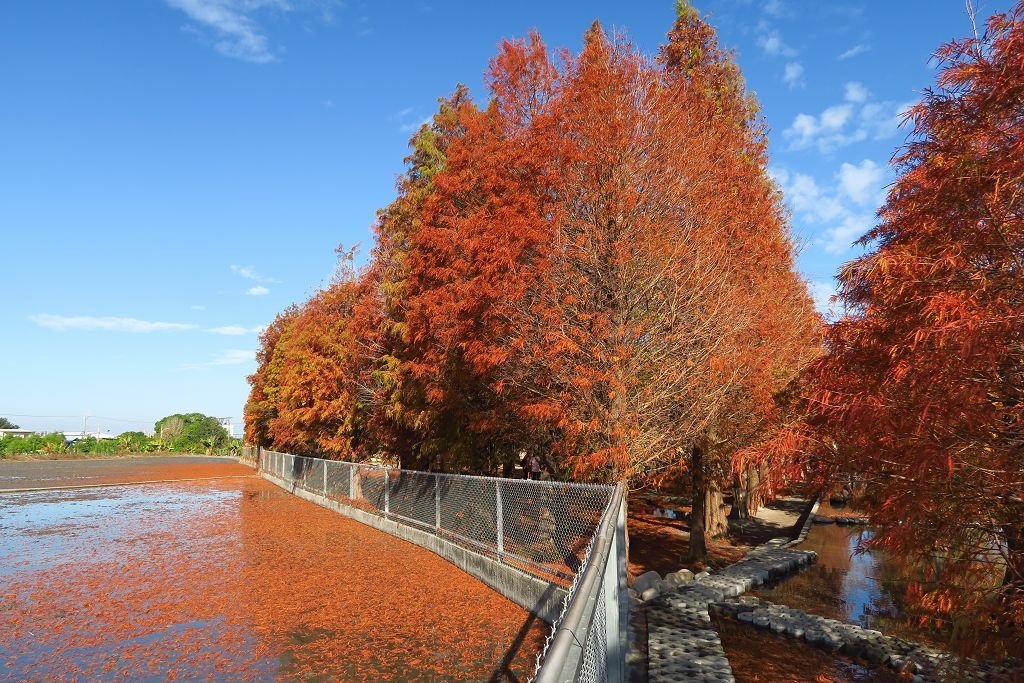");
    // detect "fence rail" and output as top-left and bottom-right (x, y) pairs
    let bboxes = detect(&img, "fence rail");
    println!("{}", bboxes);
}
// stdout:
(256, 448), (626, 682)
